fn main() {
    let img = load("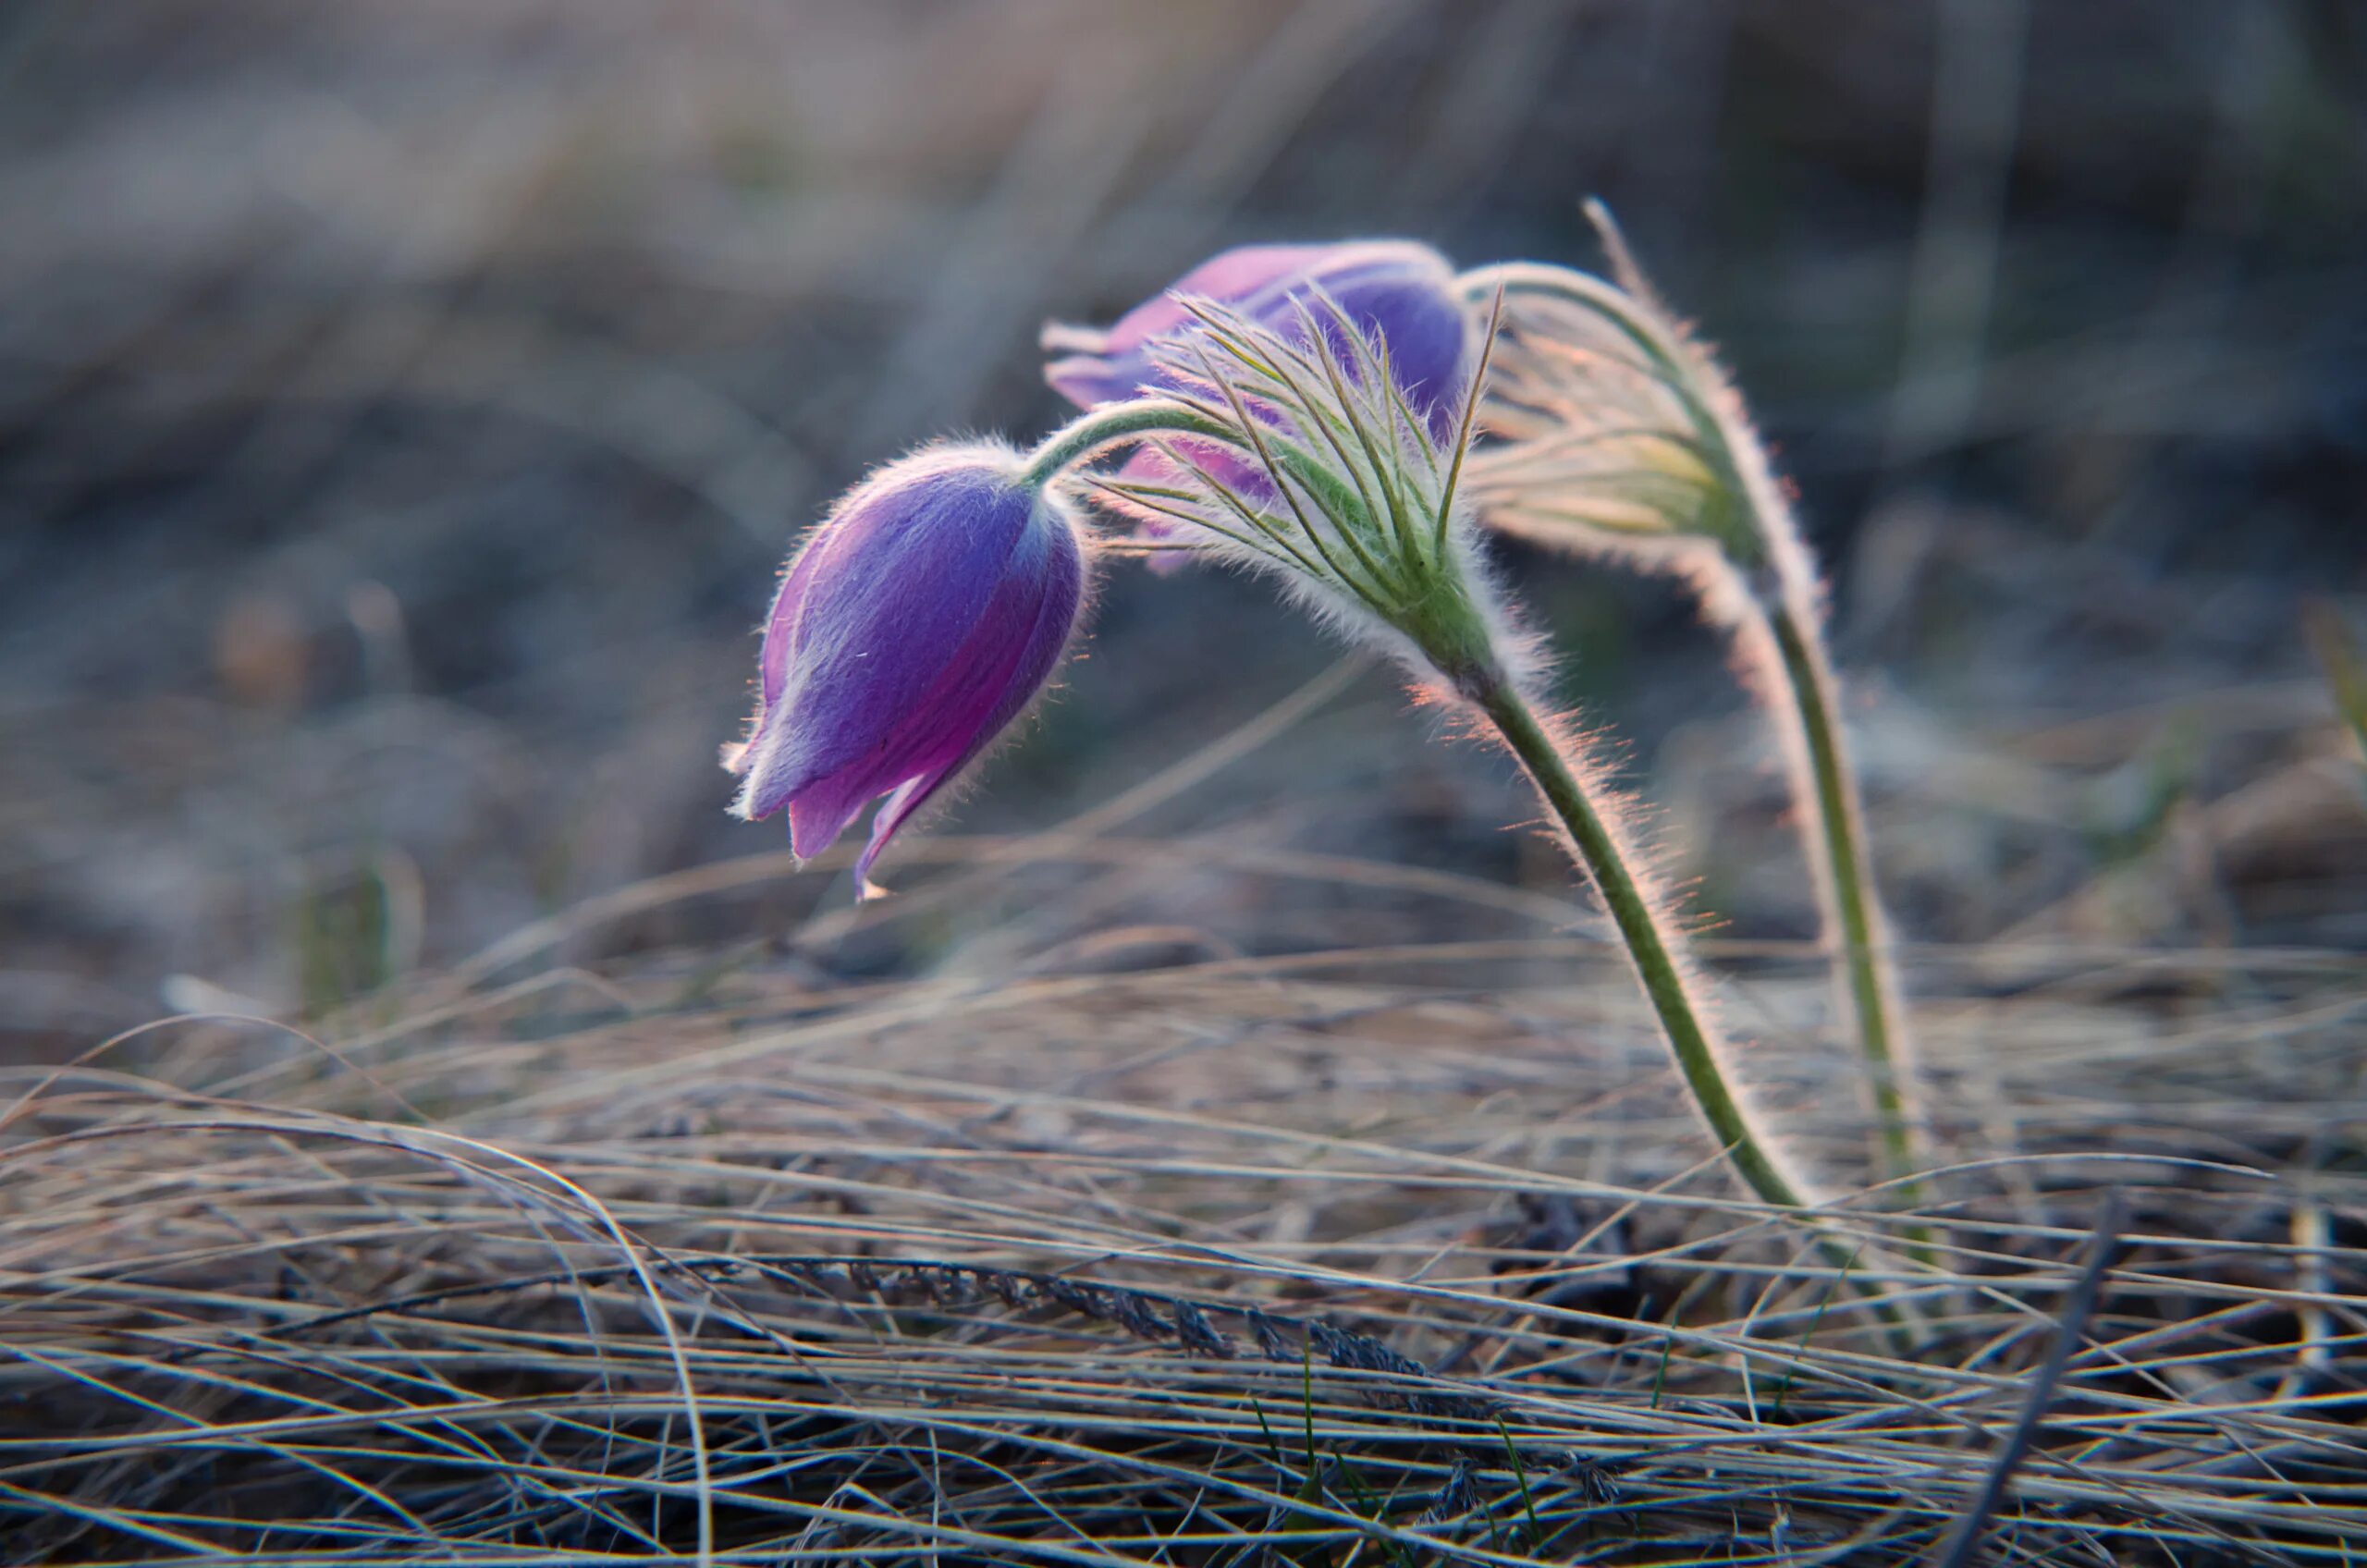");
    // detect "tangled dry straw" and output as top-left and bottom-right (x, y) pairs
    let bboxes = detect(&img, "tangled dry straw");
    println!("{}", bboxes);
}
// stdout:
(3, 836), (2364, 1563)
